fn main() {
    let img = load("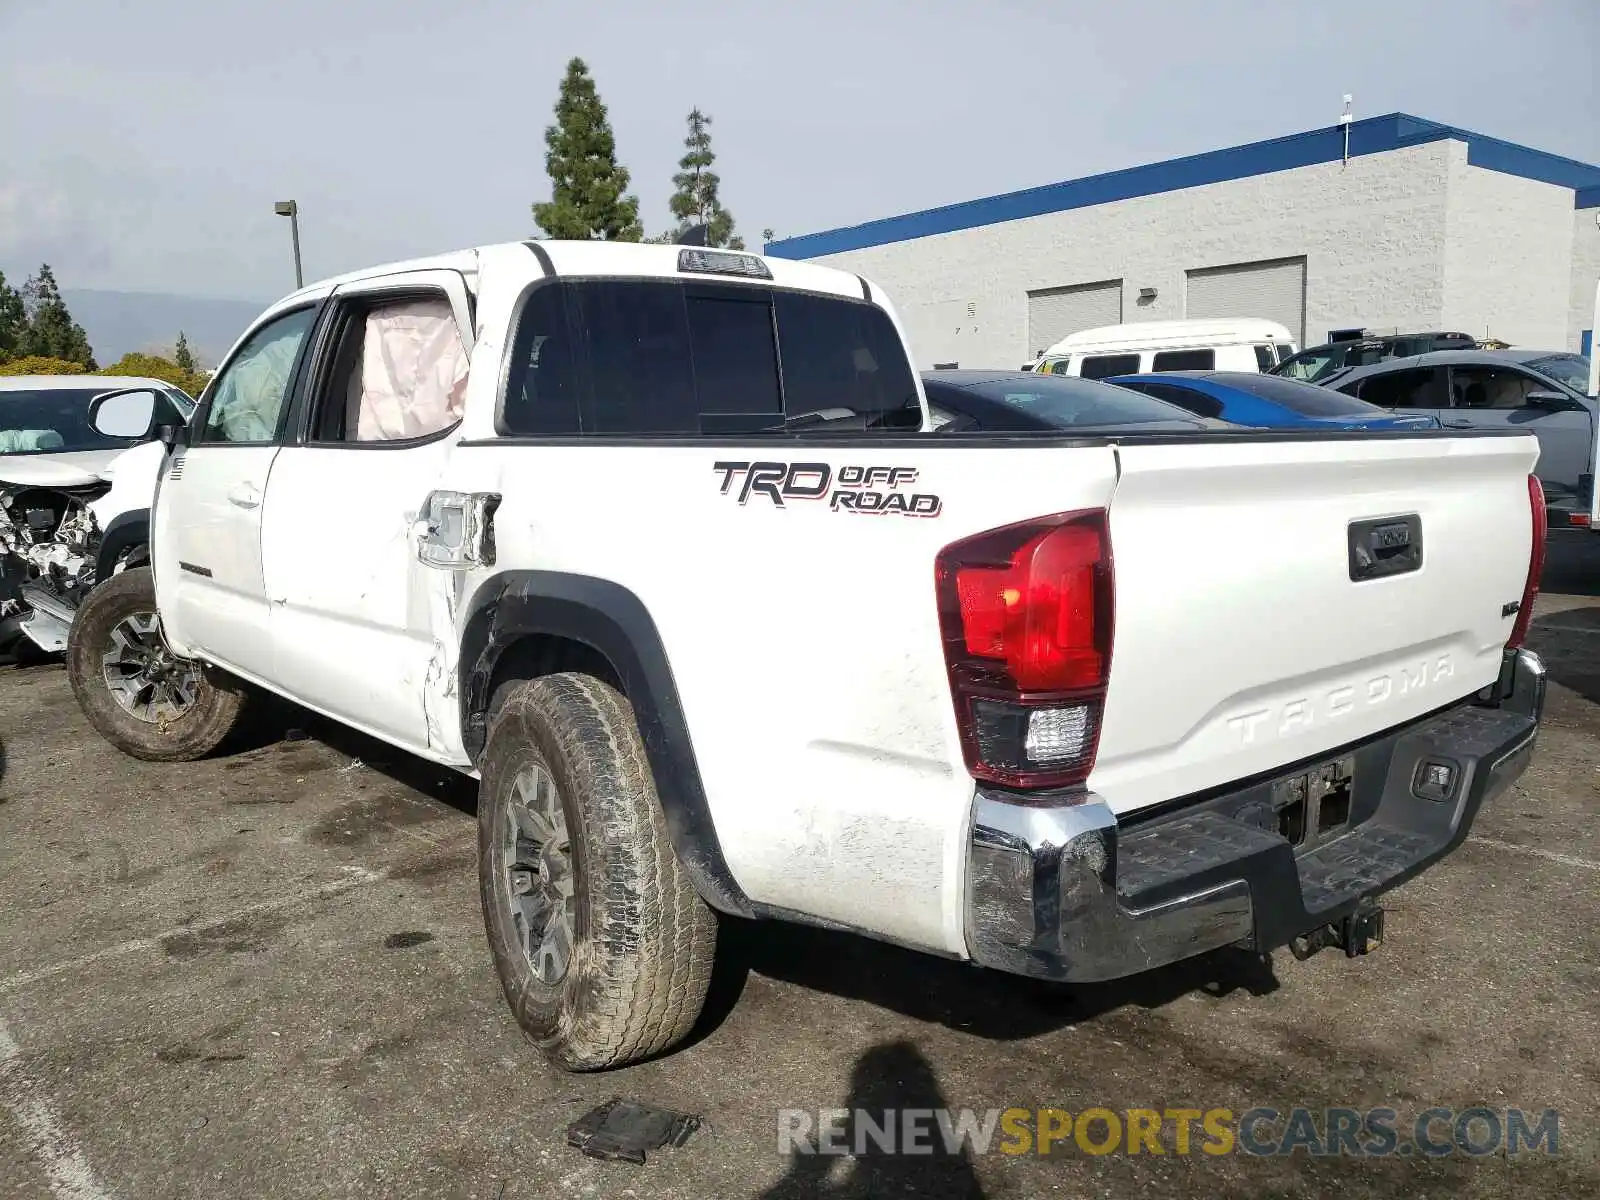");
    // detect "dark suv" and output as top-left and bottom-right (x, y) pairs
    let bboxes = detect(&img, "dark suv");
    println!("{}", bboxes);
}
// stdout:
(1273, 332), (1477, 383)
